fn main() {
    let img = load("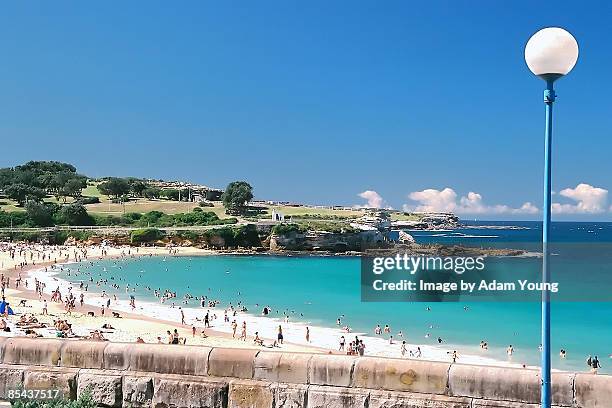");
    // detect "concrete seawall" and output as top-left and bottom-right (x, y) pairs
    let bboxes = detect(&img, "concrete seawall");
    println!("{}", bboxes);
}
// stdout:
(0, 338), (609, 407)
